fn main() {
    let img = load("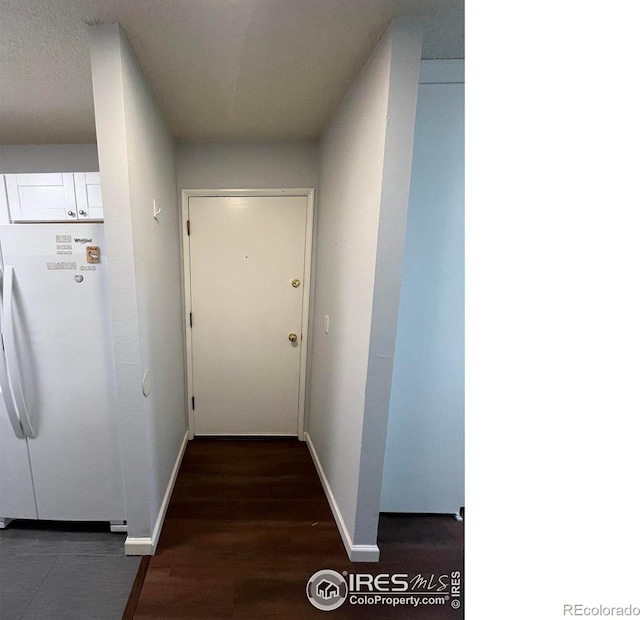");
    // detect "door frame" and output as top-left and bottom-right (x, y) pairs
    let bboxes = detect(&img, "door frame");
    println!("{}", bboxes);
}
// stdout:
(180, 188), (315, 440)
